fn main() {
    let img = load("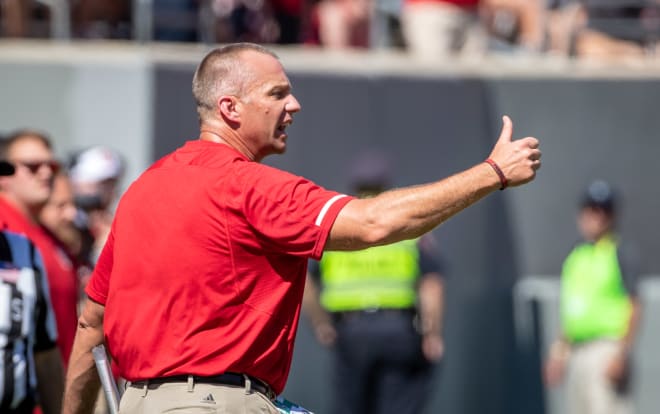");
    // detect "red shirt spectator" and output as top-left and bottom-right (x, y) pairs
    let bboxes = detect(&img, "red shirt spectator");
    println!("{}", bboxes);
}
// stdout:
(0, 197), (78, 366)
